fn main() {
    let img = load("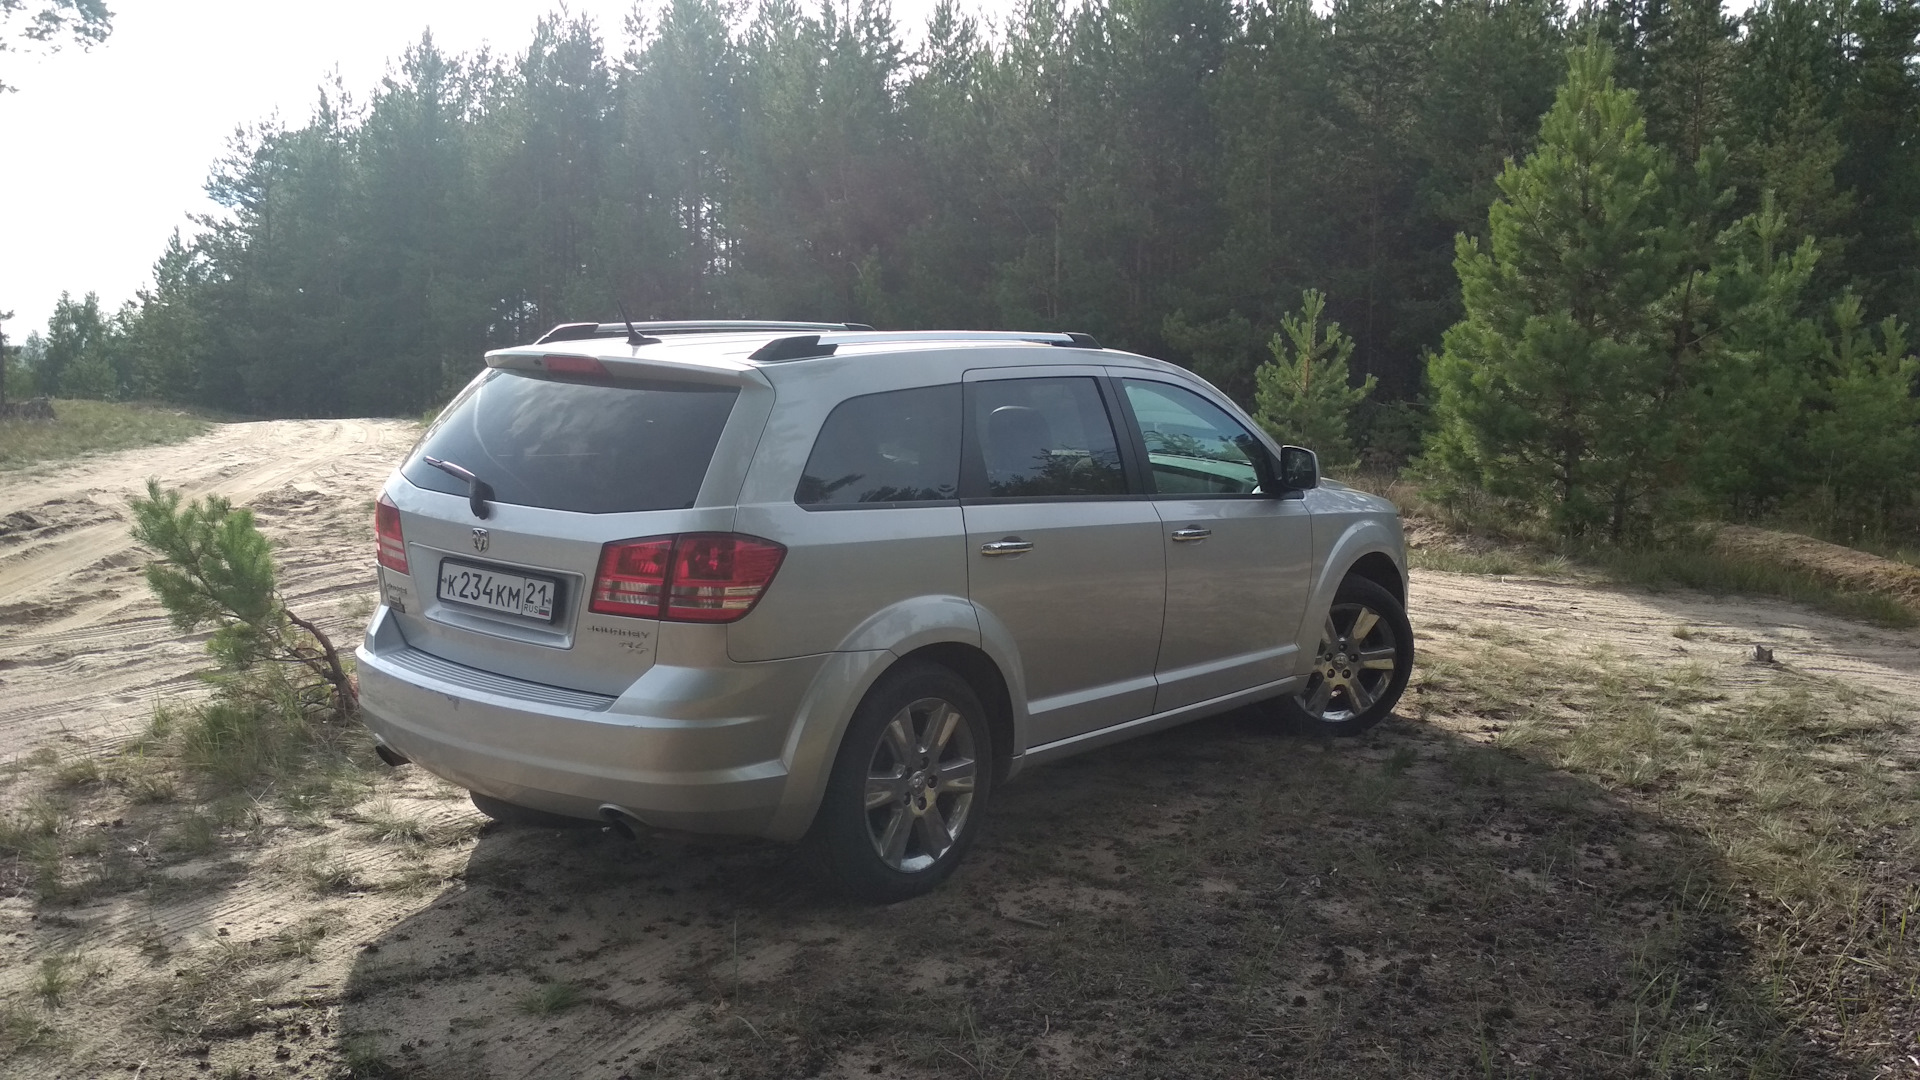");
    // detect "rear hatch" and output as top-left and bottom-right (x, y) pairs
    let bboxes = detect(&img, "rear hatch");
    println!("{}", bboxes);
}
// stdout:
(377, 358), (767, 696)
